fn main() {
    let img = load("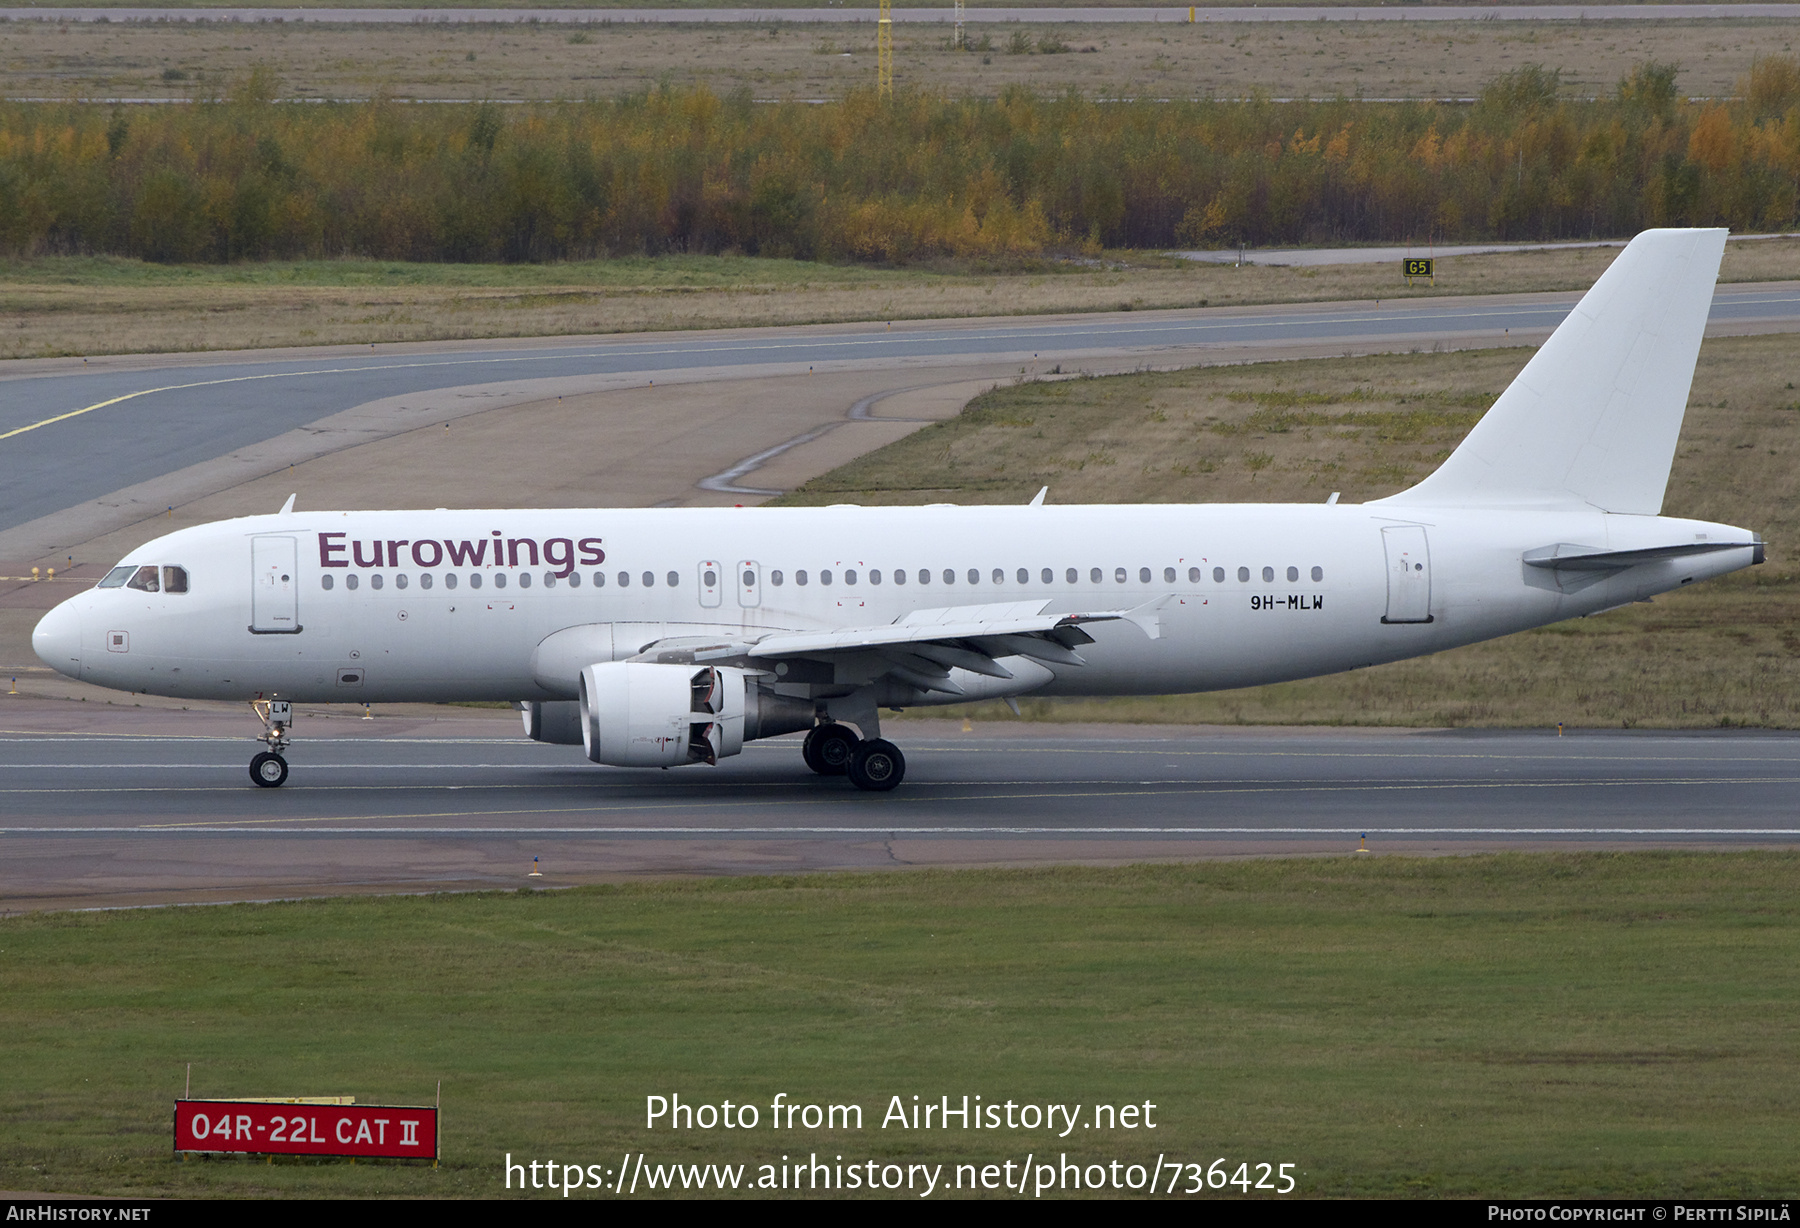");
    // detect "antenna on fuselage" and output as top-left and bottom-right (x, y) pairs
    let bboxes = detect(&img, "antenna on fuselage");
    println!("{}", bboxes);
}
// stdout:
(278, 493), (296, 515)
(1028, 487), (1048, 507)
